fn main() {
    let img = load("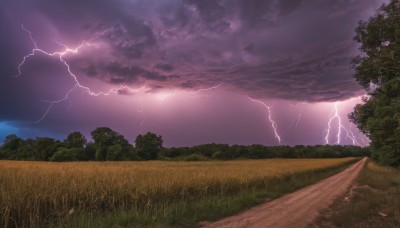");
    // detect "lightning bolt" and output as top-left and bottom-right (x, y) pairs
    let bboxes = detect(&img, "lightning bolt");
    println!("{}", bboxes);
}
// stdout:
(294, 103), (305, 127)
(357, 133), (370, 146)
(15, 24), (145, 123)
(324, 102), (342, 145)
(346, 97), (371, 146)
(248, 97), (282, 145)
(323, 102), (361, 145)
(345, 124), (362, 146)
(189, 83), (223, 98)
(288, 102), (305, 129)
